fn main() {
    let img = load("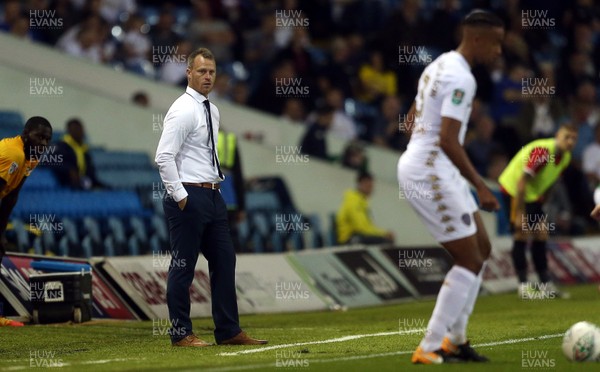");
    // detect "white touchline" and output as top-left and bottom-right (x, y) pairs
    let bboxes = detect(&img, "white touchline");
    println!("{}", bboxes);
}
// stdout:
(217, 329), (424, 356)
(204, 333), (565, 372)
(217, 331), (564, 358)
(205, 330), (564, 372)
